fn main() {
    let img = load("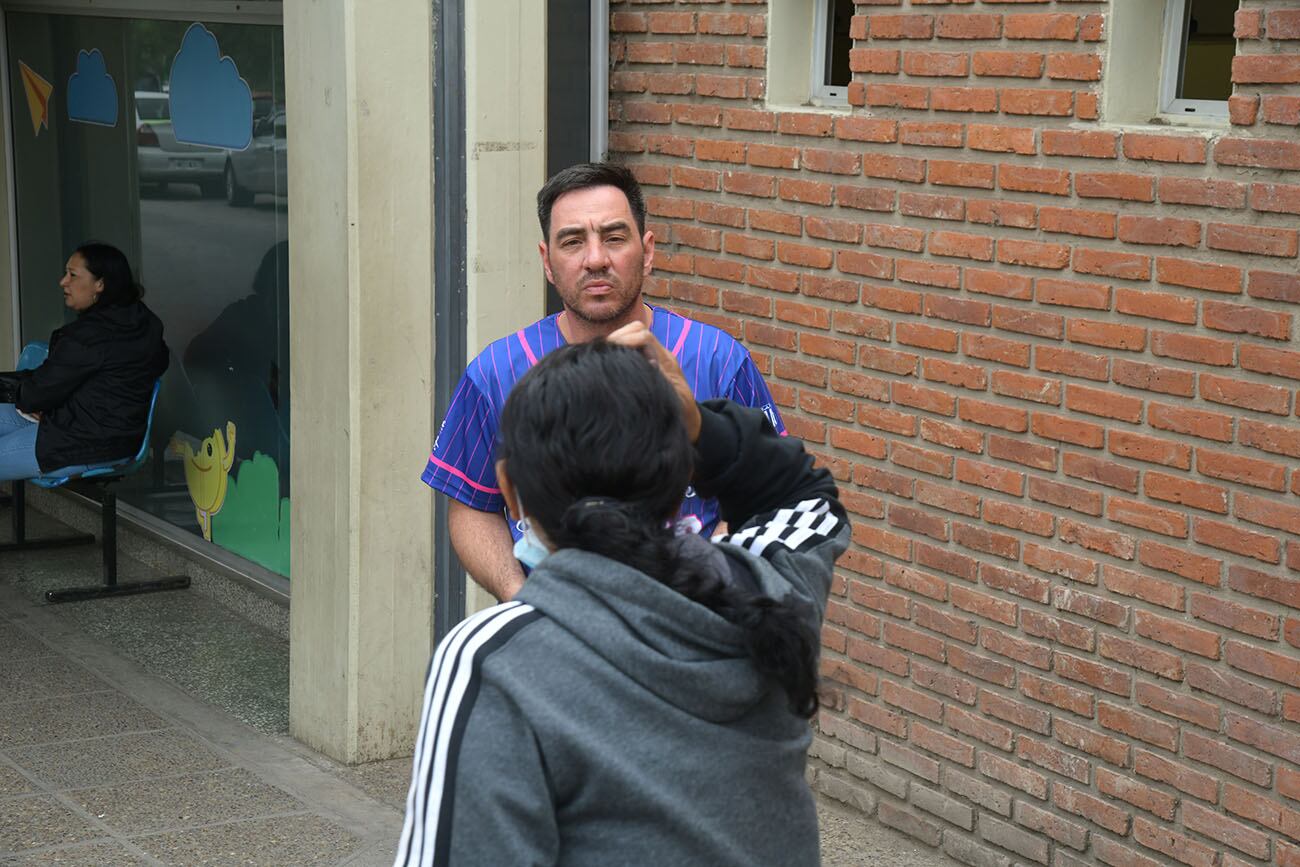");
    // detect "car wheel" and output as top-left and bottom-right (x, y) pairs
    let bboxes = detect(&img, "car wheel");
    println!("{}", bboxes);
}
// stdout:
(225, 162), (253, 207)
